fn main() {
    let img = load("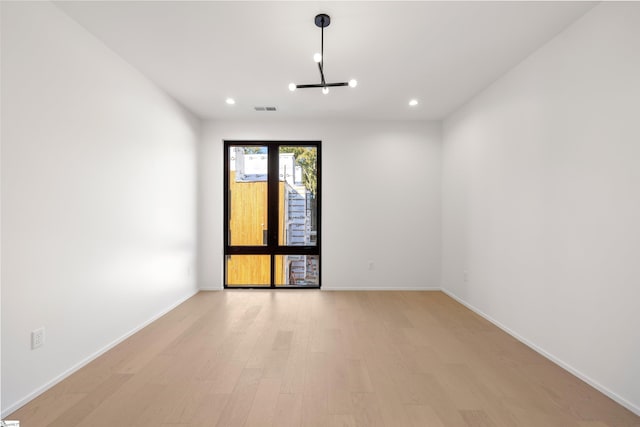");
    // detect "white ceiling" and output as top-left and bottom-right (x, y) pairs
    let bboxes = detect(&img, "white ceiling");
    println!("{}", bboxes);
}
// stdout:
(56, 1), (595, 121)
